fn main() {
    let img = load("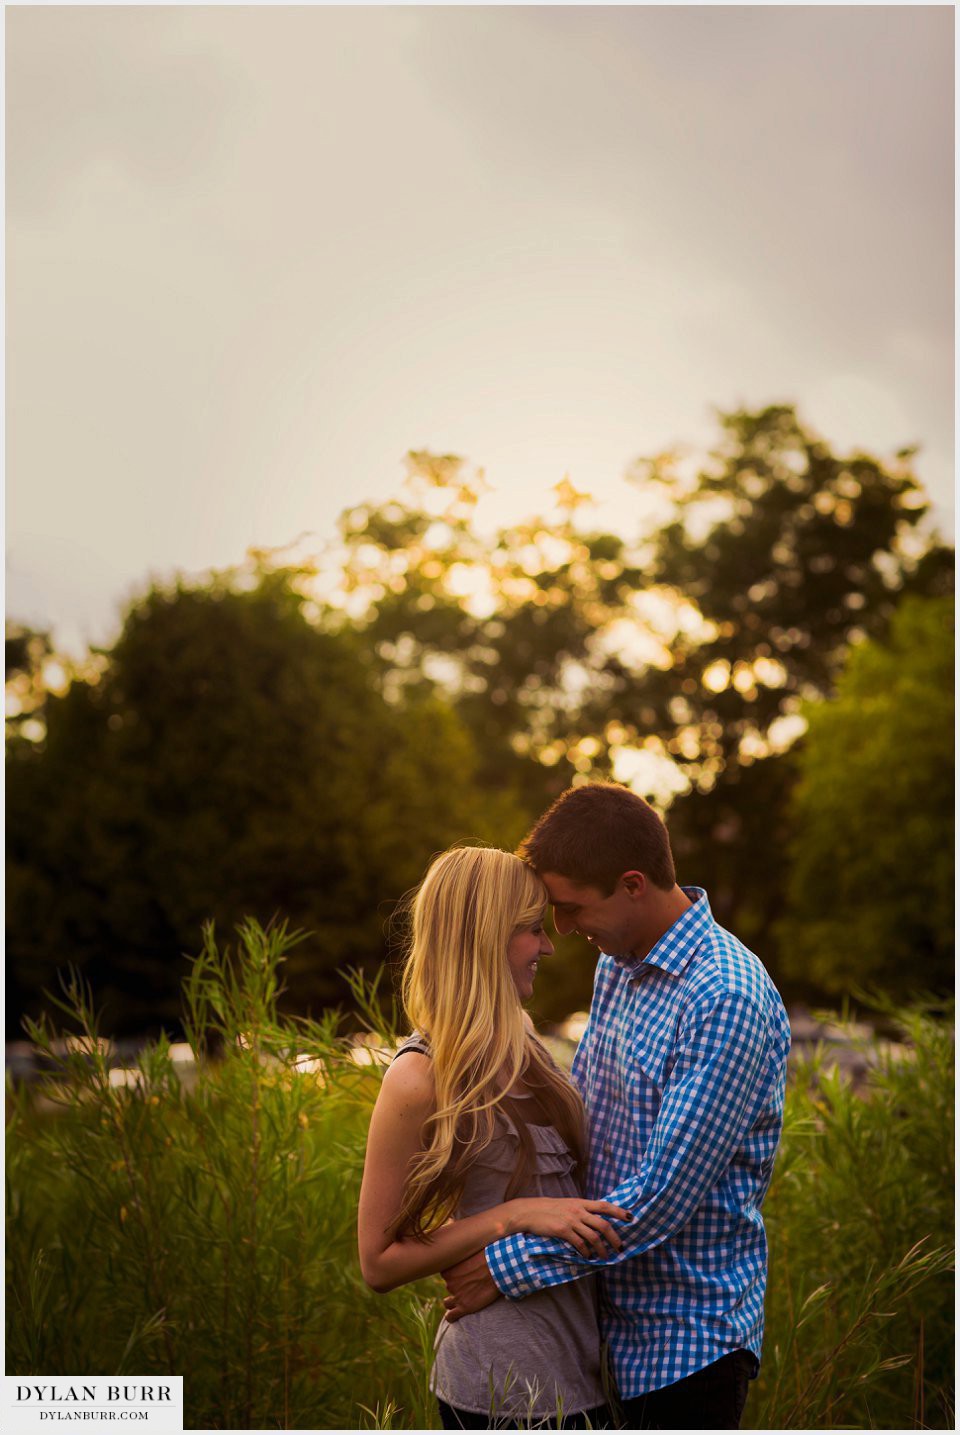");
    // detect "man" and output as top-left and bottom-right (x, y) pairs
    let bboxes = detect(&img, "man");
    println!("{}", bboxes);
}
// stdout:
(442, 782), (791, 1430)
